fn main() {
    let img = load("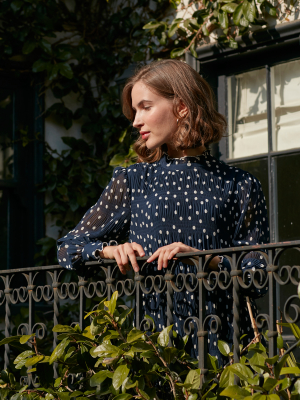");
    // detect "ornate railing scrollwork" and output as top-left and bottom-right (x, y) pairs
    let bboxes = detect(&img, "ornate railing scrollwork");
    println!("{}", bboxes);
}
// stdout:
(1, 240), (300, 389)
